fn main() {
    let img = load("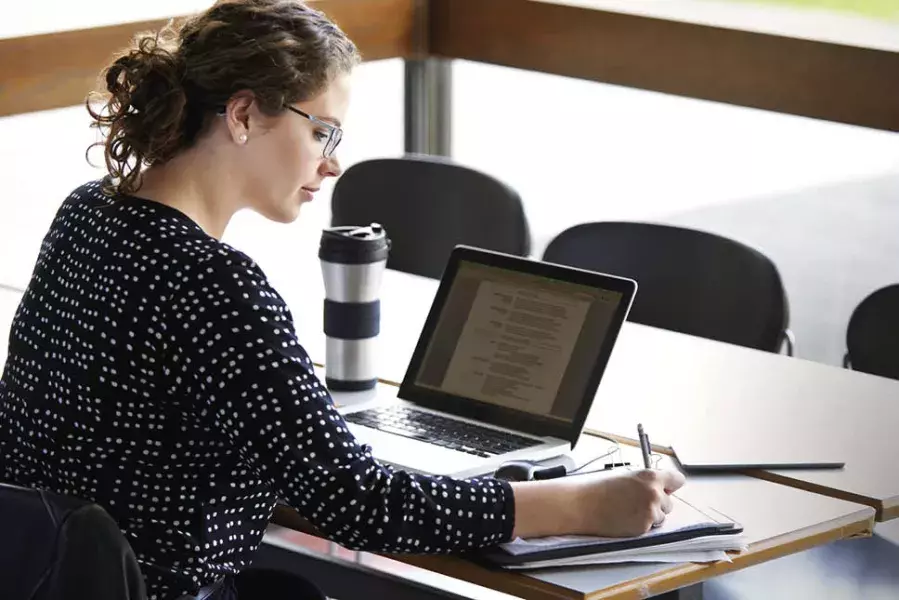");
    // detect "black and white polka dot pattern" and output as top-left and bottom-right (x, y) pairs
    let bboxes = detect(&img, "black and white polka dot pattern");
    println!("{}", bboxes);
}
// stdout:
(0, 181), (515, 599)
